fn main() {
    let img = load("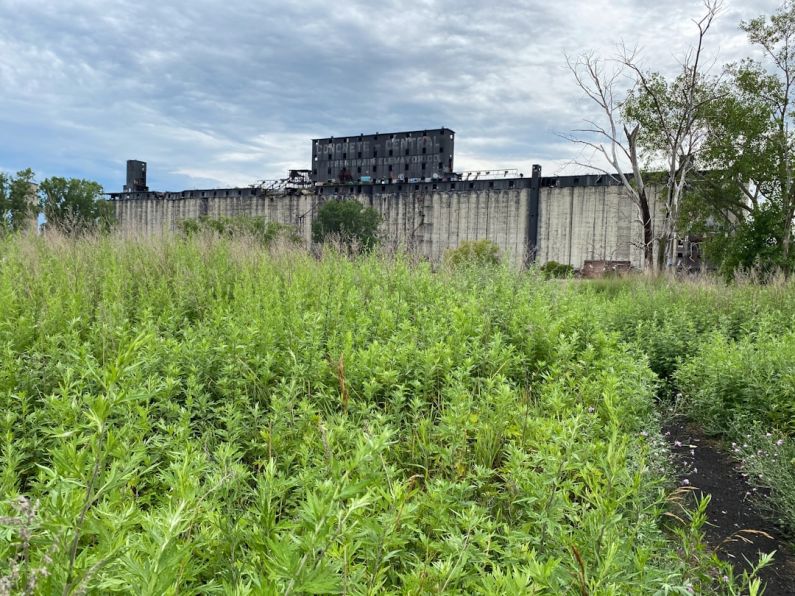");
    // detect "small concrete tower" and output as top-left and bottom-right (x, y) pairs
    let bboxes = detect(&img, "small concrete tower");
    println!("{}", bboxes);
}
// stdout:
(124, 160), (148, 192)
